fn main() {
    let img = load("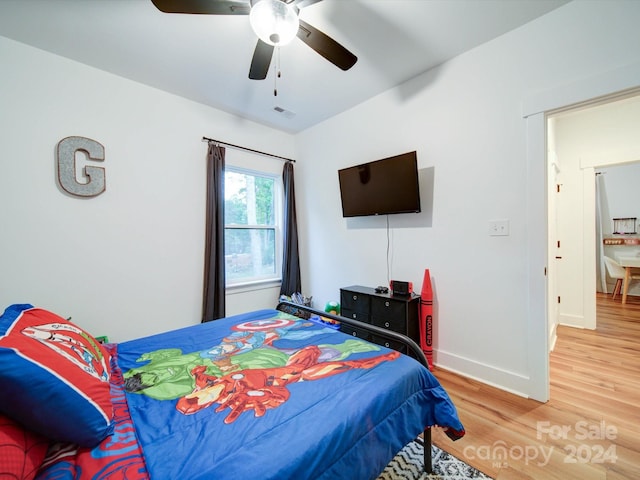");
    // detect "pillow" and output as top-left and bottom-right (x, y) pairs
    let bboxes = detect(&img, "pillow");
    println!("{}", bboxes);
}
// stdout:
(0, 413), (49, 480)
(0, 304), (114, 447)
